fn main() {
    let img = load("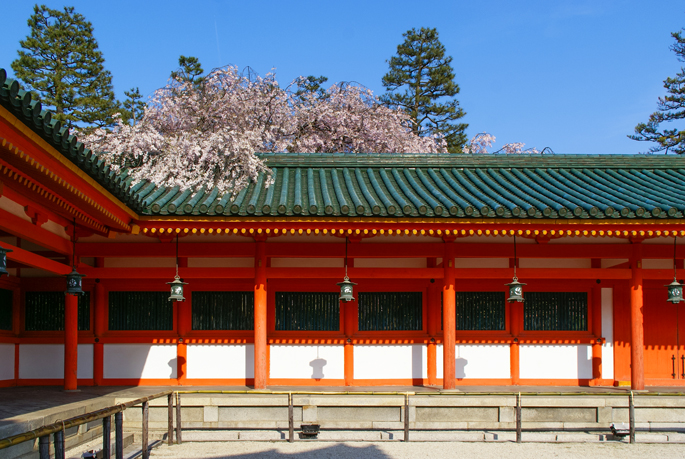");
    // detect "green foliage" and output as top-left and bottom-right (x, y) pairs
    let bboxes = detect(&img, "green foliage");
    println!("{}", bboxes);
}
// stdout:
(630, 29), (685, 154)
(381, 27), (467, 153)
(294, 75), (329, 100)
(121, 87), (146, 125)
(171, 55), (204, 84)
(11, 4), (119, 129)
